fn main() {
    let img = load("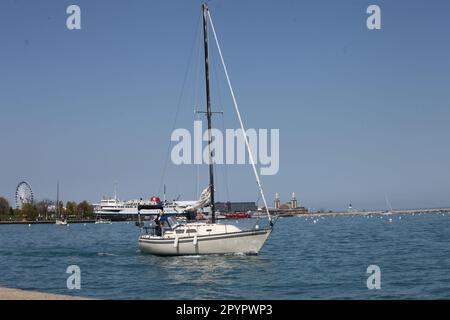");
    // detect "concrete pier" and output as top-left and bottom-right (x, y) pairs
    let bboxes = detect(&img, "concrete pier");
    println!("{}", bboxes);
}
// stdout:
(258, 208), (450, 218)
(297, 208), (450, 217)
(0, 287), (91, 300)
